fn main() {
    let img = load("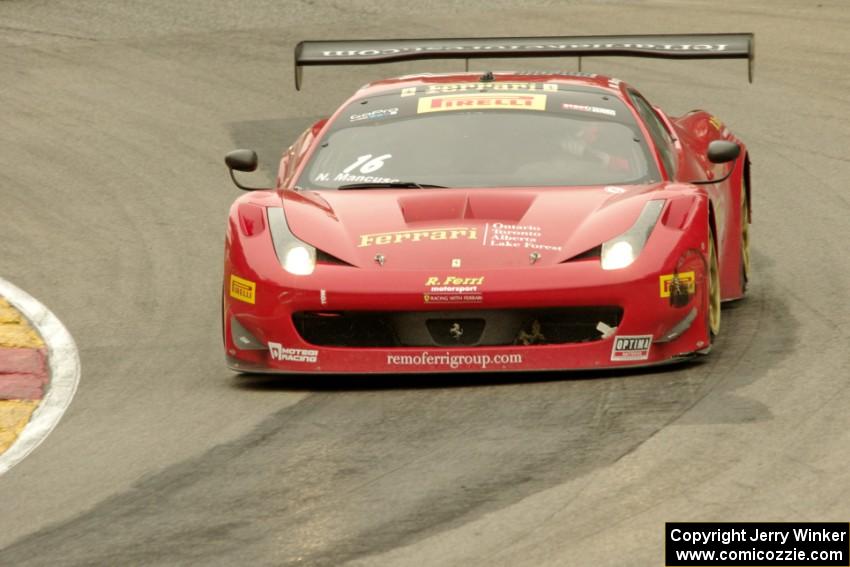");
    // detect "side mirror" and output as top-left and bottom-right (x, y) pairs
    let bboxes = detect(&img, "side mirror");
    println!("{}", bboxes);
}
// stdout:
(225, 149), (258, 172)
(707, 140), (740, 164)
(224, 149), (266, 191)
(690, 140), (742, 185)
